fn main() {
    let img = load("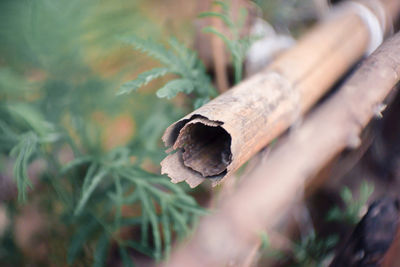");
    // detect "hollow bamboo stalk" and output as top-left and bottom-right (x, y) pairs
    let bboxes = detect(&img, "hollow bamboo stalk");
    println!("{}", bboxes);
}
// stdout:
(161, 0), (399, 188)
(165, 31), (400, 267)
